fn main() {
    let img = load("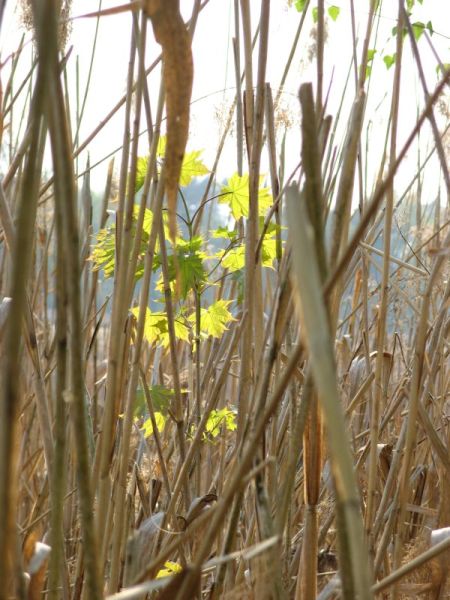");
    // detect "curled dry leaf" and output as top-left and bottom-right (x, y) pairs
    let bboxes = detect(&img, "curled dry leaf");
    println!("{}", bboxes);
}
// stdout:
(181, 493), (218, 529)
(23, 533), (51, 600)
